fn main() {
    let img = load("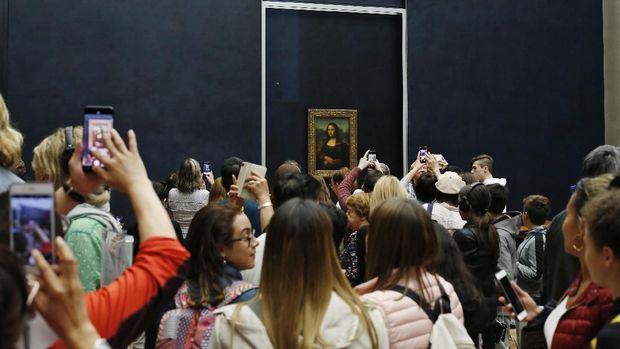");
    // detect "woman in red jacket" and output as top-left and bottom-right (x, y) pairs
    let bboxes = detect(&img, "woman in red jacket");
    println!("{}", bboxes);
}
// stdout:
(505, 174), (615, 349)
